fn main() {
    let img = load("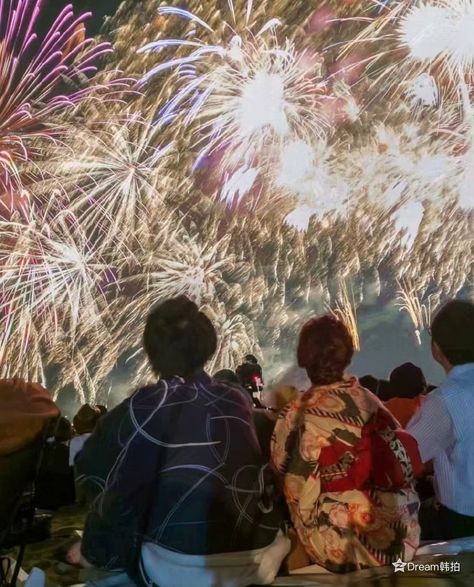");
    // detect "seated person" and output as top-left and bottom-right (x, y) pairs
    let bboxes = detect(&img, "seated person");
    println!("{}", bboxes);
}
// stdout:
(71, 296), (290, 587)
(35, 417), (76, 510)
(385, 362), (427, 427)
(359, 375), (394, 401)
(272, 315), (421, 573)
(253, 386), (300, 462)
(236, 354), (264, 407)
(408, 300), (474, 540)
(70, 404), (106, 465)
